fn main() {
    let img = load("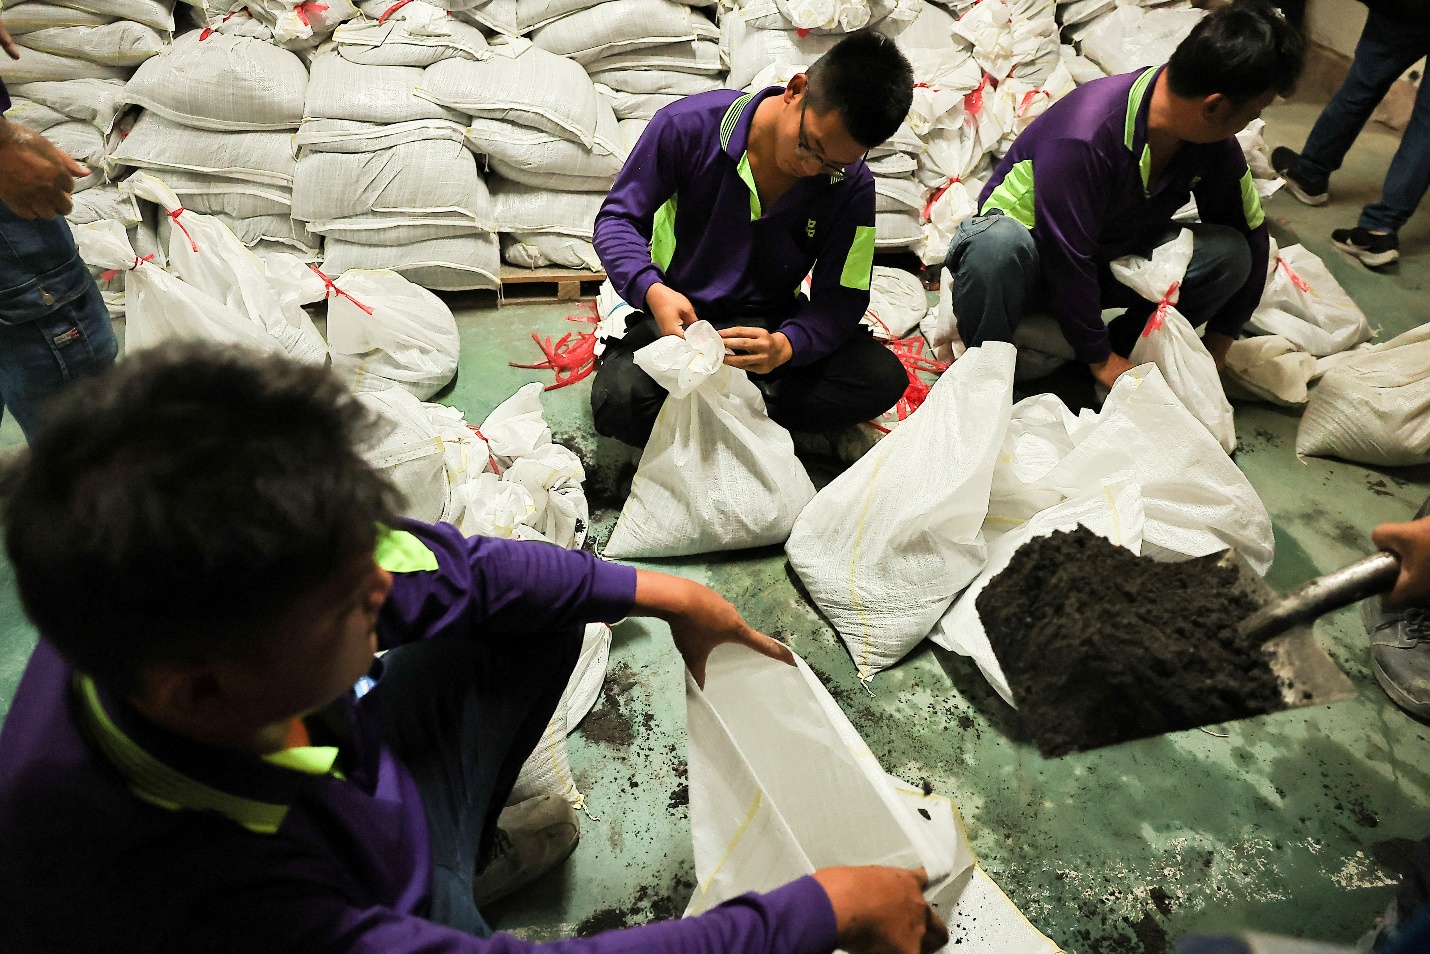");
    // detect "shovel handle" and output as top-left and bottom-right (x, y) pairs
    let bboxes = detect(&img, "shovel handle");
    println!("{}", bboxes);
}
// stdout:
(1243, 551), (1402, 644)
